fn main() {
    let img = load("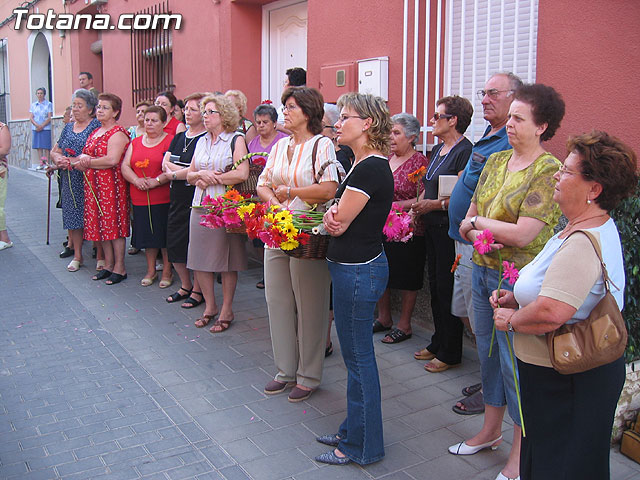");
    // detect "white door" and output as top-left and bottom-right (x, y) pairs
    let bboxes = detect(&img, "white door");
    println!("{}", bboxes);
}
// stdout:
(266, 1), (307, 107)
